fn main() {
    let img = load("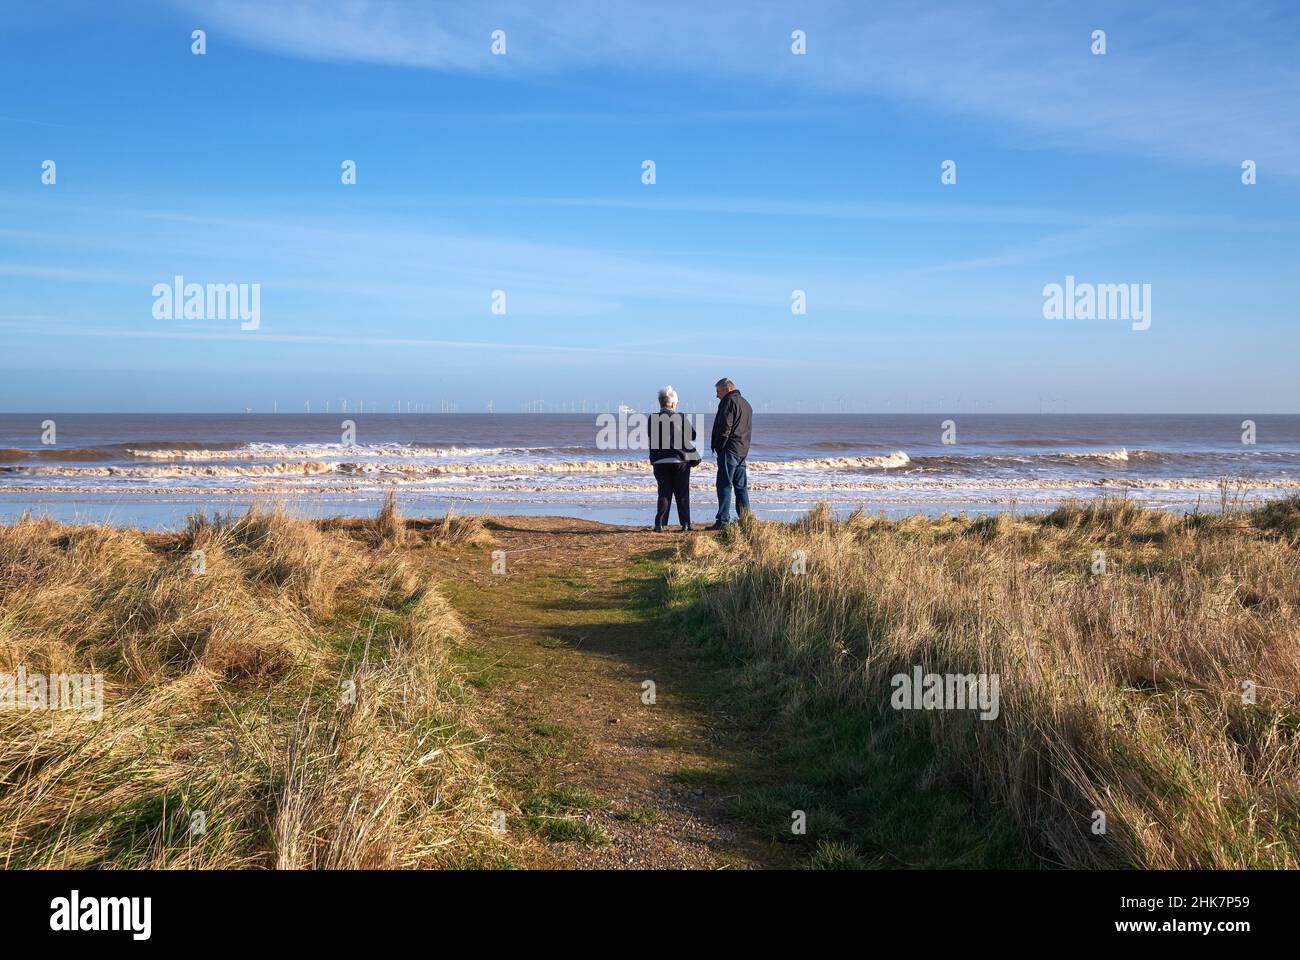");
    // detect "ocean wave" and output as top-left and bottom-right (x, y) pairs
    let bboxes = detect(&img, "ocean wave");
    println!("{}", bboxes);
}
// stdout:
(1072, 447), (1136, 462)
(906, 448), (1162, 469)
(112, 445), (1164, 469)
(7, 452), (919, 479)
(110, 444), (1299, 472)
(771, 451), (913, 471)
(807, 440), (868, 451)
(6, 458), (654, 479)
(7, 477), (1300, 497)
(124, 442), (574, 460)
(0, 447), (117, 463)
(4, 446), (1296, 486)
(122, 440), (247, 452)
